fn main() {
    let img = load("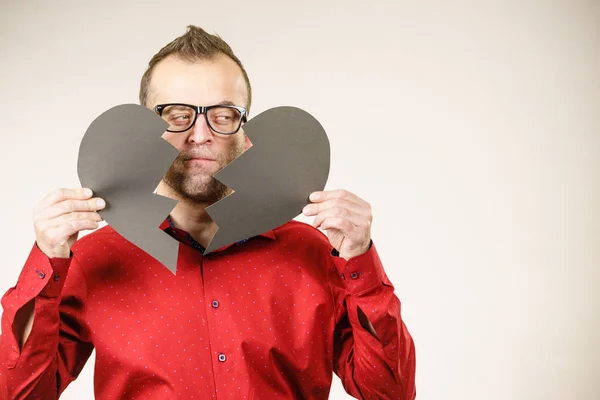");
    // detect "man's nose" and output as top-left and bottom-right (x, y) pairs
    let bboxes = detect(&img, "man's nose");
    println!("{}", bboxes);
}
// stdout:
(187, 114), (214, 144)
